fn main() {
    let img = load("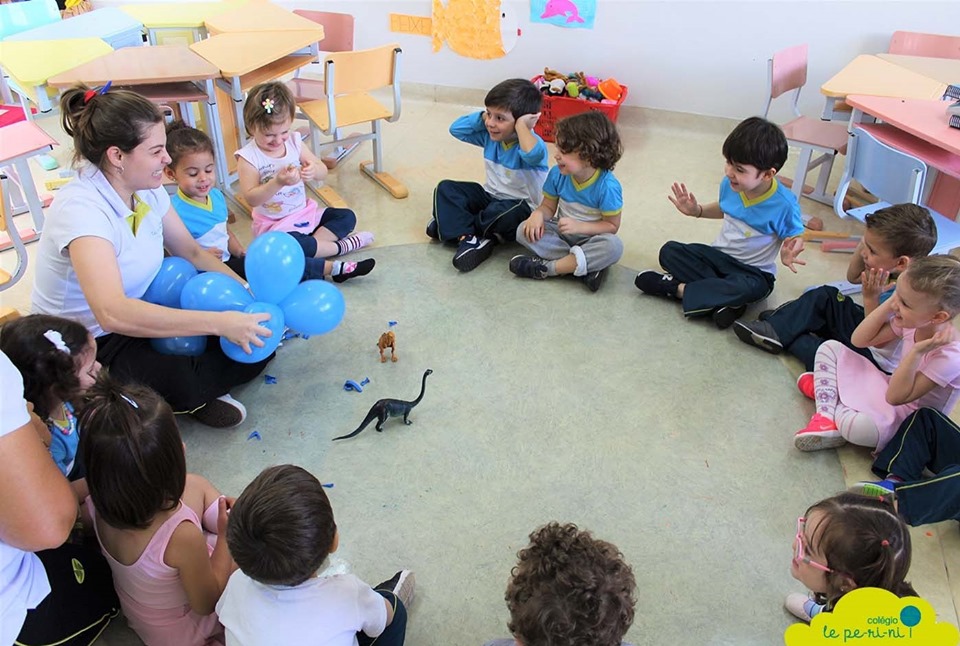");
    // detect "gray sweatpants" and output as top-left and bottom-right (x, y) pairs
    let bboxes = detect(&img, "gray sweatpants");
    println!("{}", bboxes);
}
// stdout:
(515, 219), (623, 276)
